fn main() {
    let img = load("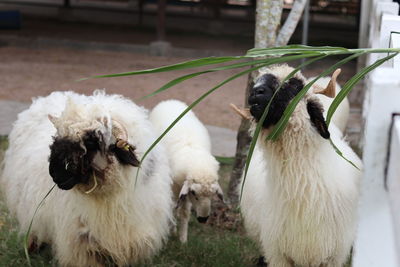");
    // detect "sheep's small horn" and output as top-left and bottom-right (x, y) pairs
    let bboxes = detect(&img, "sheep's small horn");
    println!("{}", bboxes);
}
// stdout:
(314, 68), (341, 98)
(48, 114), (61, 128)
(111, 119), (128, 141)
(230, 103), (251, 120)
